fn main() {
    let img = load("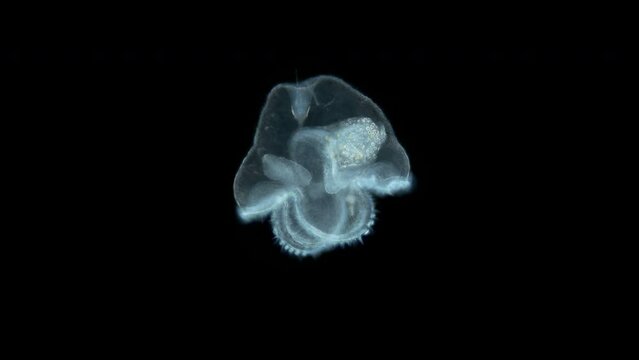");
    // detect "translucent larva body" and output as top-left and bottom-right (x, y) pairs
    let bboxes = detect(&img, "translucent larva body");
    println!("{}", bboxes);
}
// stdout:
(234, 76), (412, 256)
